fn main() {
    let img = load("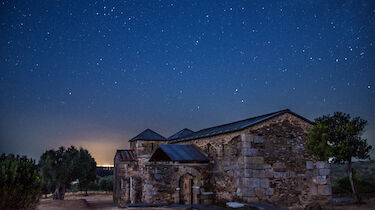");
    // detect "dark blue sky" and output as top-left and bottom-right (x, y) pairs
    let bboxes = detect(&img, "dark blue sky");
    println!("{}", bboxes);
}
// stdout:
(0, 0), (374, 164)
